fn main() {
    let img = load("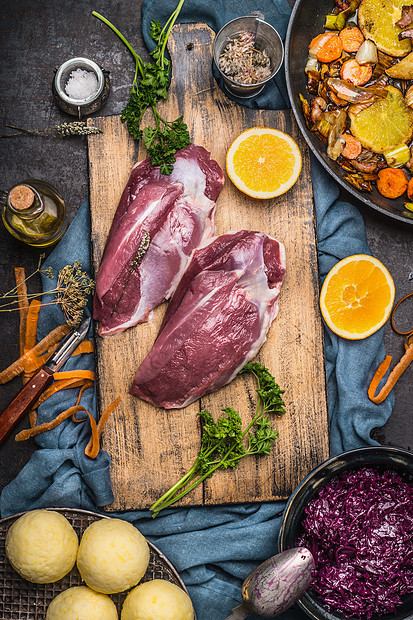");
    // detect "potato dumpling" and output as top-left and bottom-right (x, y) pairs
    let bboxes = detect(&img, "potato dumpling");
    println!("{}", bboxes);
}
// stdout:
(121, 579), (194, 620)
(46, 586), (118, 619)
(5, 509), (78, 583)
(77, 518), (149, 594)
